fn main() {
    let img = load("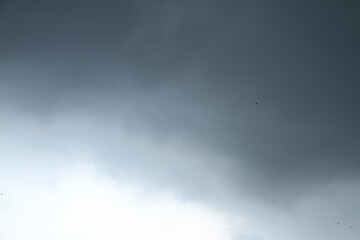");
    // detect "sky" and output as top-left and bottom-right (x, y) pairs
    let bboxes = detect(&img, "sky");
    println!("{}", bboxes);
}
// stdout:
(0, 0), (360, 239)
